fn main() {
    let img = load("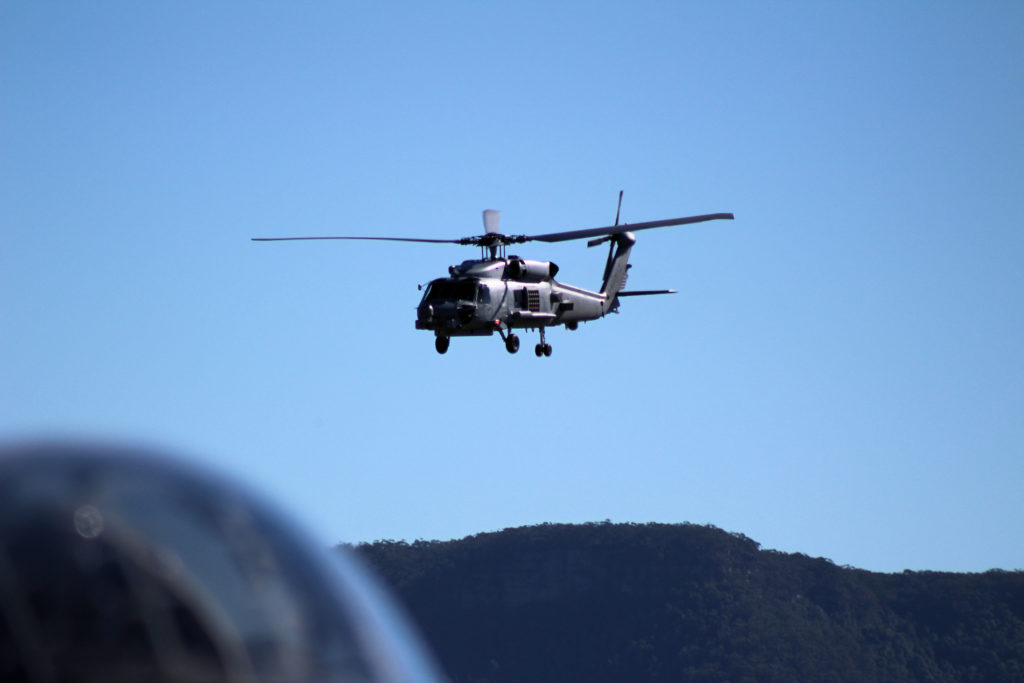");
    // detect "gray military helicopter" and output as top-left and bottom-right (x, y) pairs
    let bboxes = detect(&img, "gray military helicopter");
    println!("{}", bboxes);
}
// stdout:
(254, 193), (733, 356)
